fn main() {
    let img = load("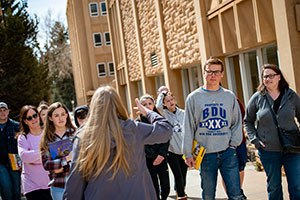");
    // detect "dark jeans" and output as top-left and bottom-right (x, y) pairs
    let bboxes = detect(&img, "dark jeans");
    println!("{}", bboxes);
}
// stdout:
(167, 152), (187, 197)
(236, 142), (247, 171)
(200, 148), (242, 200)
(0, 163), (21, 200)
(146, 157), (170, 200)
(25, 189), (52, 200)
(258, 148), (300, 200)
